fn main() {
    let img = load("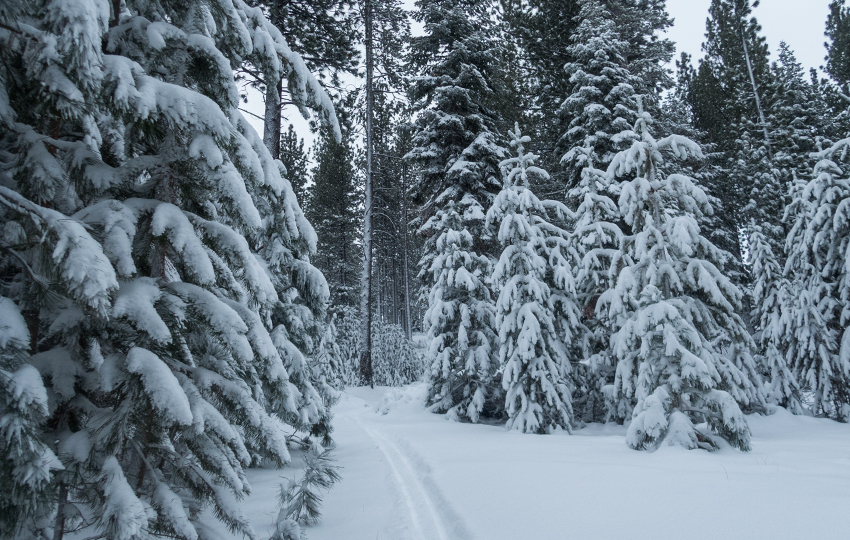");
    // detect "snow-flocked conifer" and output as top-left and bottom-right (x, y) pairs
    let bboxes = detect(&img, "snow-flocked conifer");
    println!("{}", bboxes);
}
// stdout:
(601, 102), (758, 450)
(748, 226), (804, 413)
(782, 140), (850, 421)
(0, 0), (339, 537)
(487, 124), (580, 433)
(559, 0), (642, 190)
(0, 298), (57, 537)
(424, 200), (497, 422)
(566, 153), (622, 422)
(407, 0), (506, 293)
